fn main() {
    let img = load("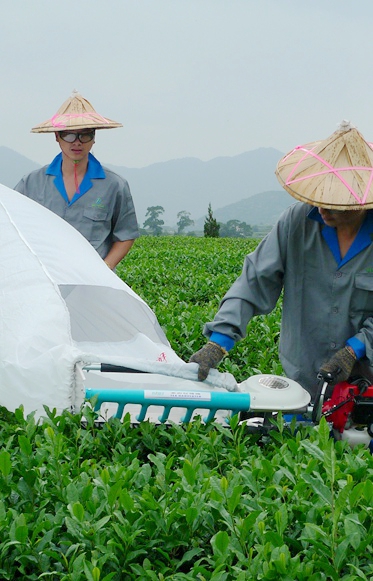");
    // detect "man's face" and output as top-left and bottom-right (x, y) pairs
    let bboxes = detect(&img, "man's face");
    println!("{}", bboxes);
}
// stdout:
(55, 130), (95, 162)
(318, 207), (367, 229)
